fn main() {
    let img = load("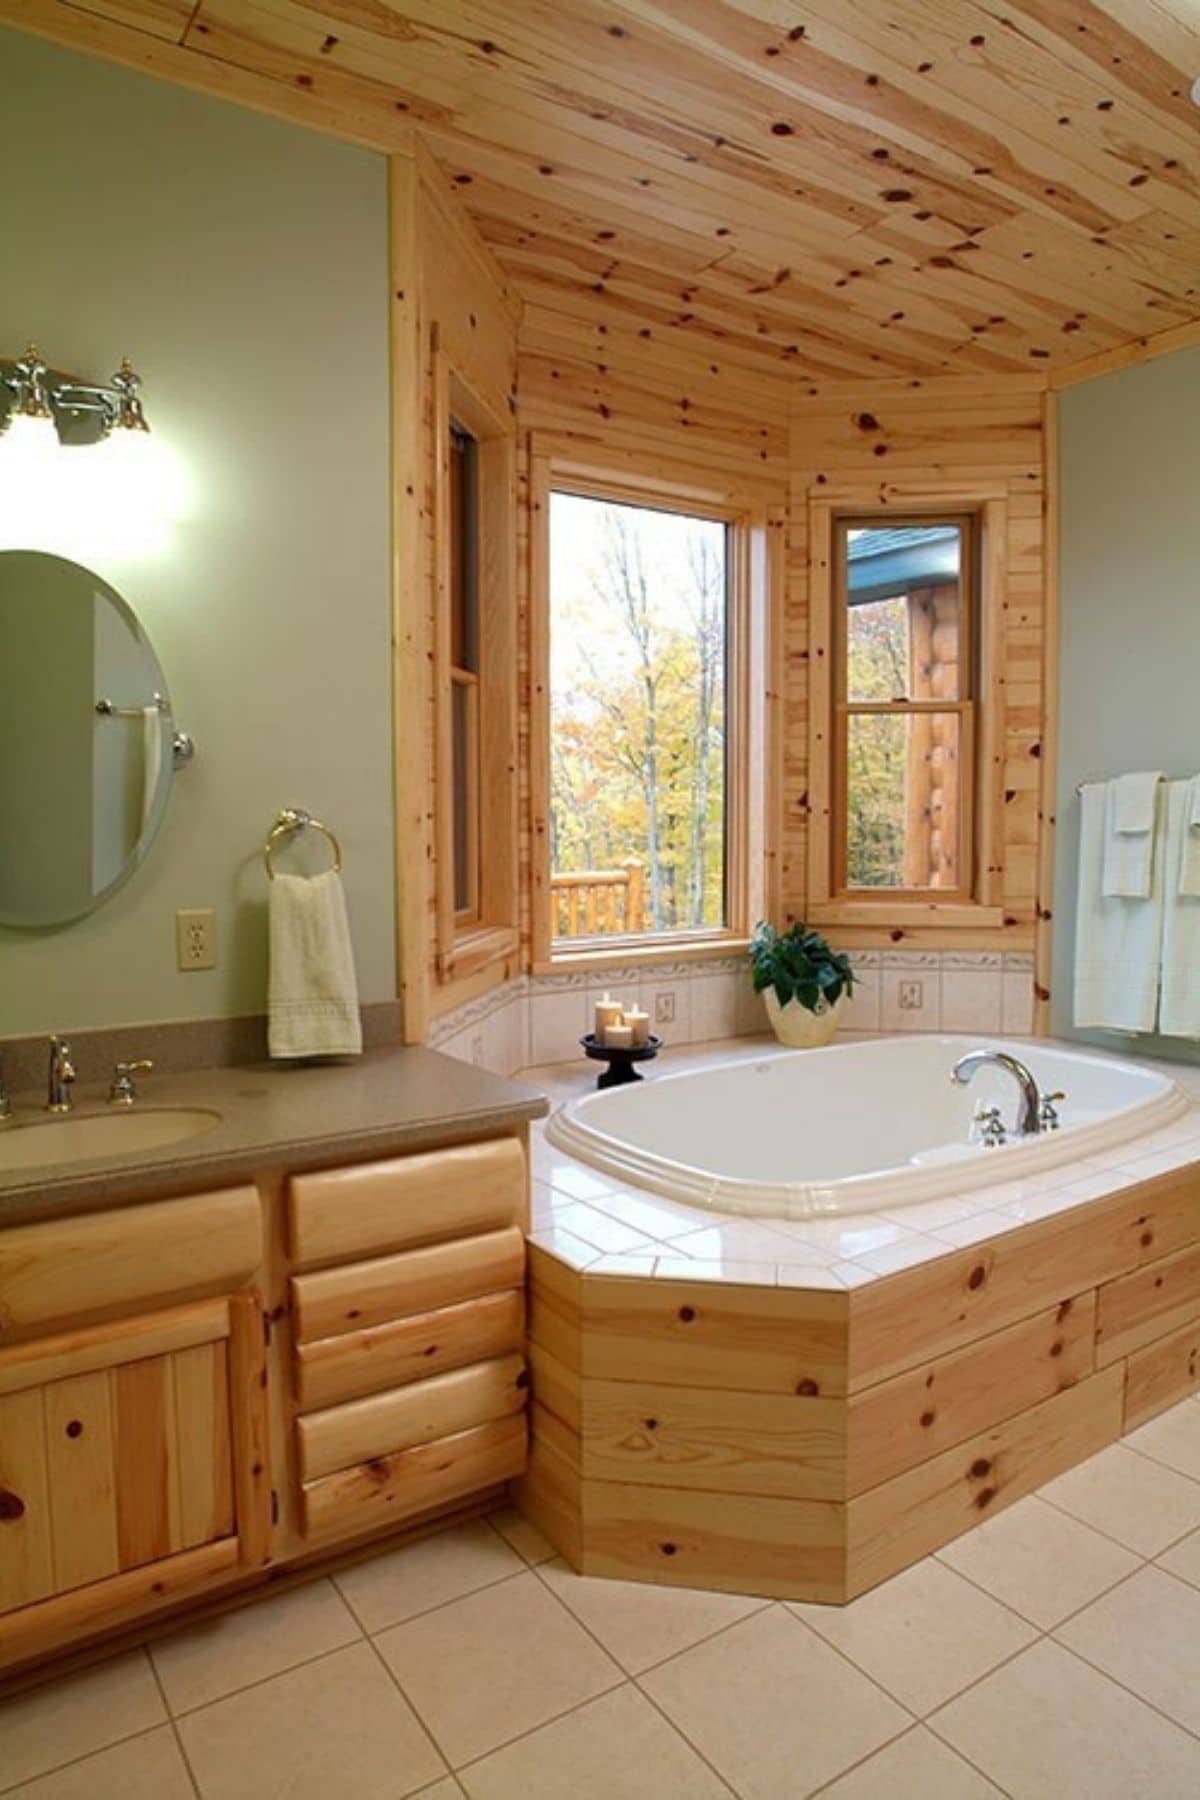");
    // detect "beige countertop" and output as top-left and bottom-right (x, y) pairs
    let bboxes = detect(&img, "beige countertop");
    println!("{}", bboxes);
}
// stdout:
(0, 1047), (549, 1227)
